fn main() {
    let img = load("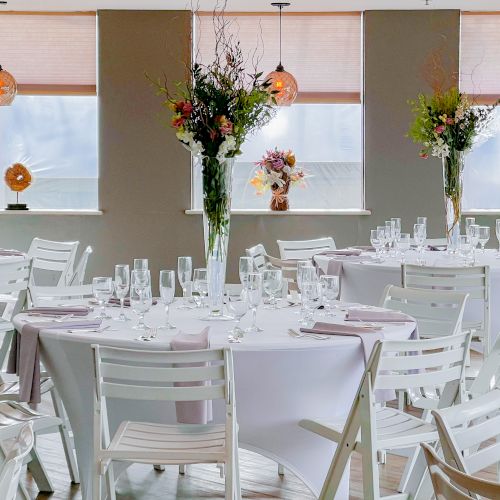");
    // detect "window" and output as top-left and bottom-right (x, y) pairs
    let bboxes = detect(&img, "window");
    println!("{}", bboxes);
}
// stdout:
(193, 12), (363, 211)
(0, 13), (98, 210)
(461, 12), (500, 210)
